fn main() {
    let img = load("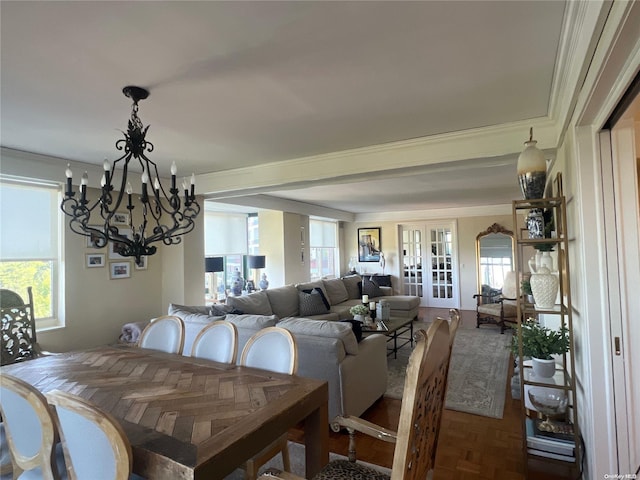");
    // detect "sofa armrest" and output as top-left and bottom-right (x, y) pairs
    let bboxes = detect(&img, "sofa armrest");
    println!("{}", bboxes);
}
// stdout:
(339, 334), (387, 417)
(378, 286), (393, 296)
